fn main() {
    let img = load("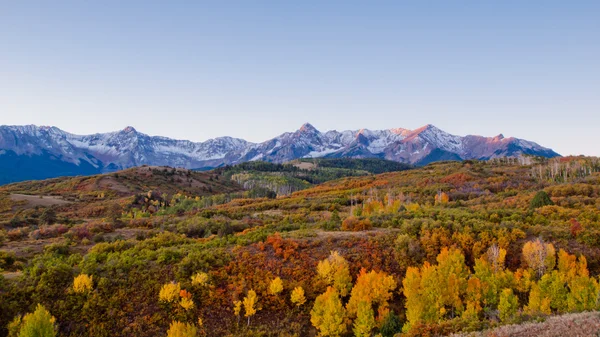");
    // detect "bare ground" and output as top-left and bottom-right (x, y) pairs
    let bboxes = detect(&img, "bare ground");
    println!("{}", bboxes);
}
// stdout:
(1, 271), (22, 281)
(292, 161), (317, 170)
(1, 228), (154, 260)
(451, 312), (600, 337)
(1, 237), (64, 259)
(9, 193), (71, 208)
(314, 228), (396, 239)
(96, 176), (131, 194)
